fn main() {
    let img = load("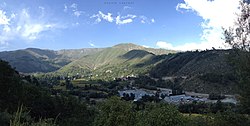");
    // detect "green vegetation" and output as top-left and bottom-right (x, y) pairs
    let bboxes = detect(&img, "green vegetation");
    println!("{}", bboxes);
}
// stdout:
(55, 44), (171, 80)
(1, 59), (249, 125)
(1, 1), (250, 126)
(150, 50), (237, 94)
(0, 43), (174, 74)
(0, 60), (96, 126)
(0, 43), (238, 94)
(223, 0), (250, 114)
(0, 48), (103, 73)
(94, 97), (185, 126)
